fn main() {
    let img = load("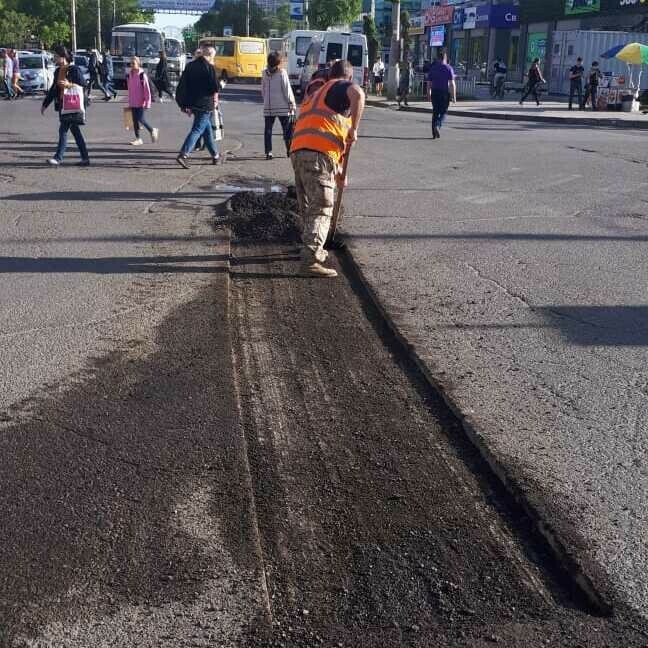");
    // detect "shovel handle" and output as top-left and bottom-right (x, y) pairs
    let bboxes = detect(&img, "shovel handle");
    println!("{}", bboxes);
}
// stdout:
(328, 144), (352, 242)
